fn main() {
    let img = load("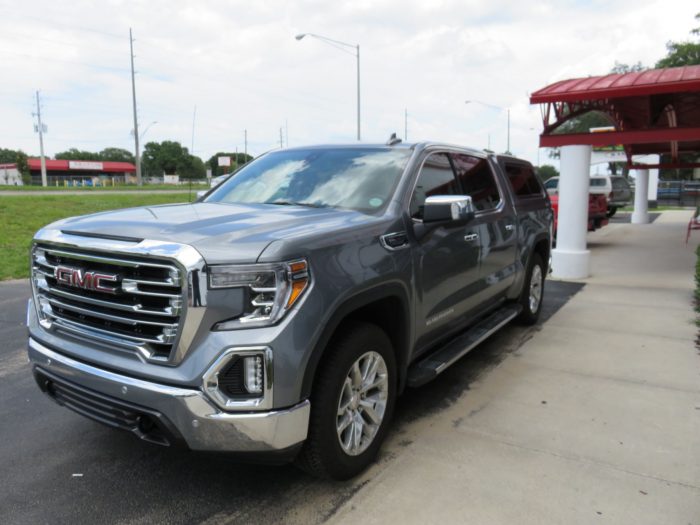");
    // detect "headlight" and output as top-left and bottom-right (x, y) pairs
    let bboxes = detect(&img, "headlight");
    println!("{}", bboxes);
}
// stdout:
(209, 259), (309, 329)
